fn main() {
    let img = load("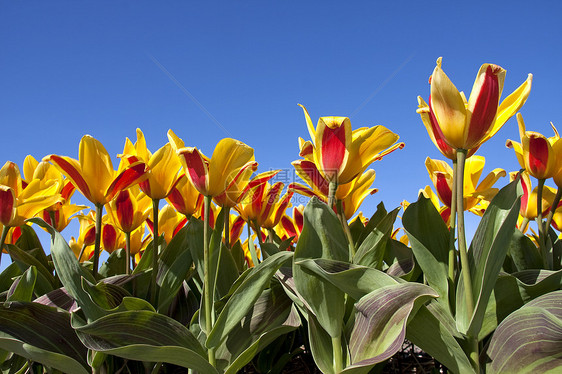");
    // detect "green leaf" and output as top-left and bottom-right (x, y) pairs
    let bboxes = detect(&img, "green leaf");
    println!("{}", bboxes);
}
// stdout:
(353, 207), (399, 269)
(507, 229), (543, 271)
(0, 301), (88, 372)
(293, 198), (349, 338)
(5, 244), (56, 290)
(132, 240), (154, 275)
(186, 216), (205, 282)
(402, 195), (450, 310)
(487, 290), (562, 374)
(47, 229), (105, 321)
(207, 251), (293, 348)
(220, 287), (301, 374)
(7, 266), (36, 302)
(73, 310), (215, 373)
(15, 224), (45, 254)
(308, 312), (337, 374)
(343, 283), (437, 373)
(0, 262), (22, 294)
(157, 225), (193, 313)
(406, 302), (476, 374)
(296, 258), (397, 301)
(458, 179), (522, 336)
(81, 278), (131, 310)
(98, 248), (127, 278)
(355, 202), (388, 249)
